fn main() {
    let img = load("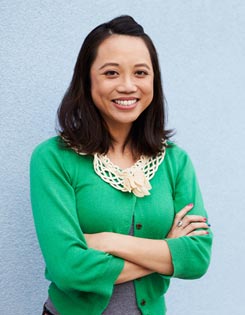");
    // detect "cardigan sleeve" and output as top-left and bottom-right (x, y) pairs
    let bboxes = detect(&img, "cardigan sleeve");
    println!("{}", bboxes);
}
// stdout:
(164, 148), (213, 279)
(30, 140), (124, 297)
